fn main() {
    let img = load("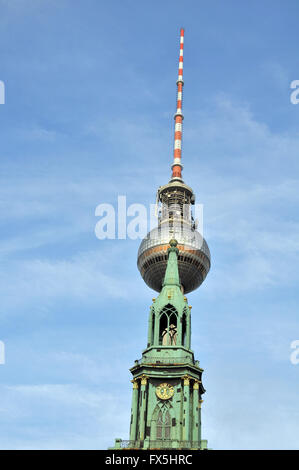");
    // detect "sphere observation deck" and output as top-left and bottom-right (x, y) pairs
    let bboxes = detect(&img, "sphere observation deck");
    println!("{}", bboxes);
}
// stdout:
(137, 180), (211, 294)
